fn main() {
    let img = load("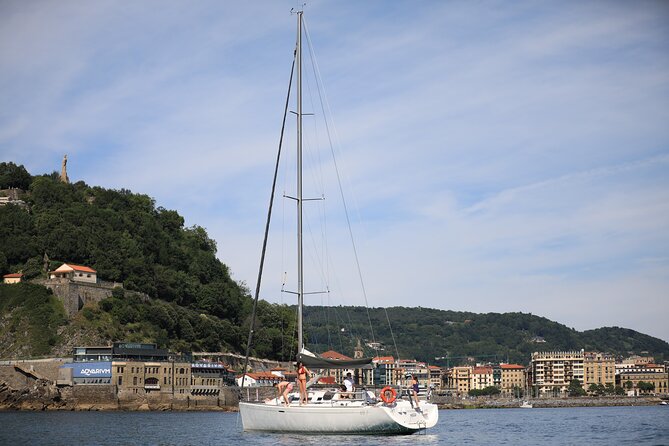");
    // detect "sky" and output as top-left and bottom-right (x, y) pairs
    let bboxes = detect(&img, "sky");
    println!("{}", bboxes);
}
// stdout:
(1, 1), (668, 343)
